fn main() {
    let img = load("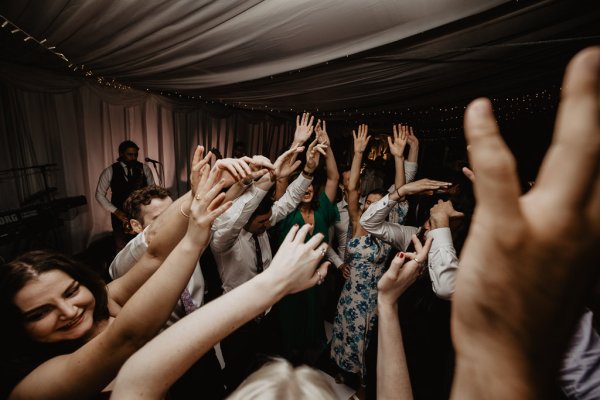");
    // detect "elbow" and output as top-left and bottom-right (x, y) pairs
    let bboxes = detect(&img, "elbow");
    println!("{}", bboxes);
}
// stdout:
(433, 285), (454, 300)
